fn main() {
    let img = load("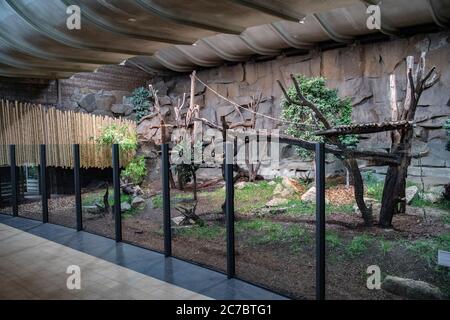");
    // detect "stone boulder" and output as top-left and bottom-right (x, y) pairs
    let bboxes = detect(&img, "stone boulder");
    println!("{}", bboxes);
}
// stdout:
(266, 198), (289, 207)
(131, 196), (145, 208)
(301, 187), (316, 203)
(111, 104), (129, 115)
(405, 186), (419, 204)
(381, 276), (445, 300)
(121, 202), (131, 213)
(78, 93), (96, 112)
